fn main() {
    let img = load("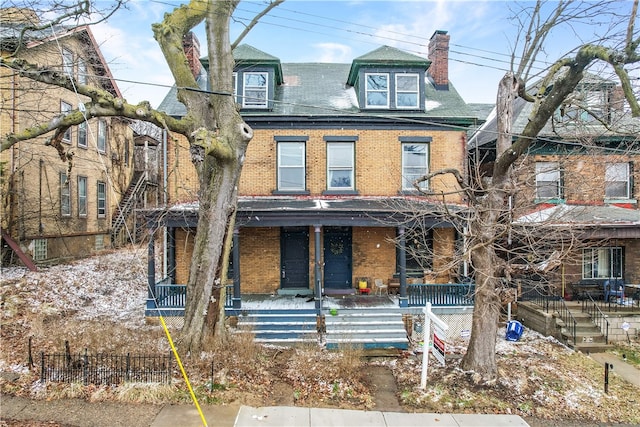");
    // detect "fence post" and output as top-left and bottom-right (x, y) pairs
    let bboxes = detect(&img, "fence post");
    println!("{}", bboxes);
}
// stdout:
(28, 337), (33, 369)
(126, 353), (131, 382)
(40, 351), (45, 382)
(83, 349), (89, 386)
